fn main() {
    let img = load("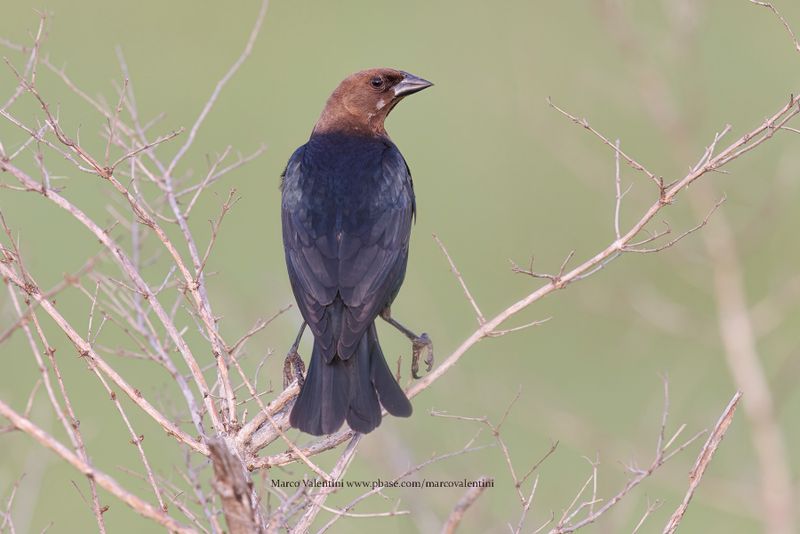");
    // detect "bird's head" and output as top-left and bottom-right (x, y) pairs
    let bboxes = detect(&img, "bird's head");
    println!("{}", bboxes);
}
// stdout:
(313, 68), (433, 137)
